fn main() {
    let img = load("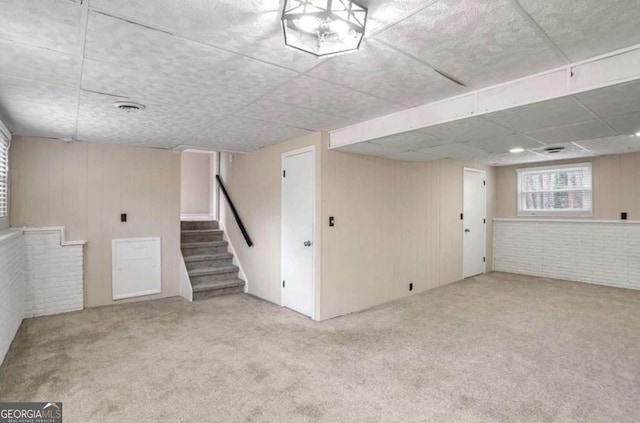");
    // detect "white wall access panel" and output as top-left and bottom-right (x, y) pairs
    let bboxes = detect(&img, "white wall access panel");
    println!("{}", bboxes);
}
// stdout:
(494, 219), (640, 290)
(112, 237), (161, 300)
